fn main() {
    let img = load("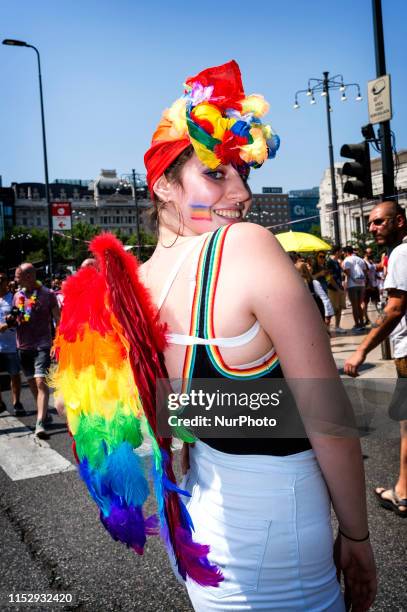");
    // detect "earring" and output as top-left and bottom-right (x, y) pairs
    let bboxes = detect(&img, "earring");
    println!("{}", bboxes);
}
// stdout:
(160, 203), (184, 248)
